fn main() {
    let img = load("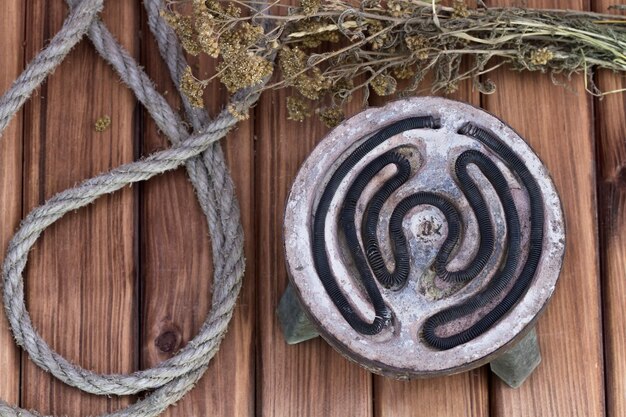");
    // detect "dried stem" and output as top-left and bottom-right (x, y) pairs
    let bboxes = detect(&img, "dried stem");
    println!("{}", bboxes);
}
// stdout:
(167, 0), (626, 125)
